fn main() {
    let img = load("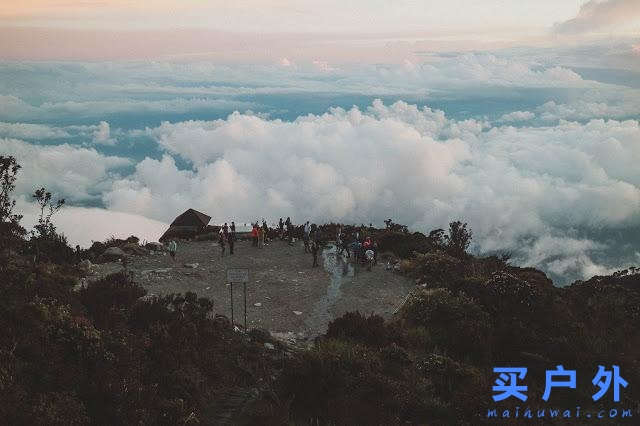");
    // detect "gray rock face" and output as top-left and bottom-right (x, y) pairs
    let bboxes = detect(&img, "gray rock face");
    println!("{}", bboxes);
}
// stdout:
(101, 246), (126, 260)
